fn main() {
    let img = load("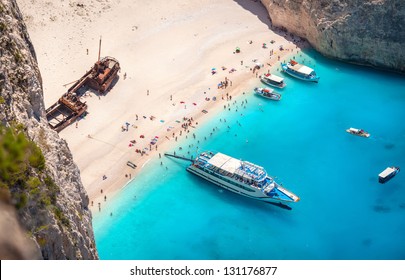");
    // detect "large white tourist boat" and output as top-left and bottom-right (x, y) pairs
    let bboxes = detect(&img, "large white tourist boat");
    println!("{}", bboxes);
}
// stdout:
(186, 151), (300, 207)
(260, 73), (286, 88)
(281, 60), (320, 82)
